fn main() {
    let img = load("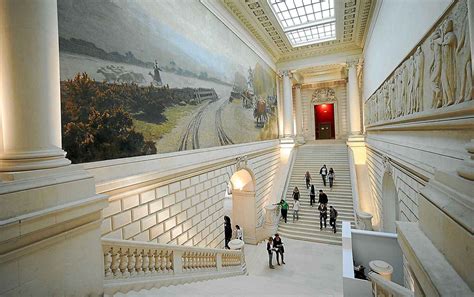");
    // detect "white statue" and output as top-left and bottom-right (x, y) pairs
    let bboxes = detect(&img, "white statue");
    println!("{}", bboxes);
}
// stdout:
(440, 19), (457, 106)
